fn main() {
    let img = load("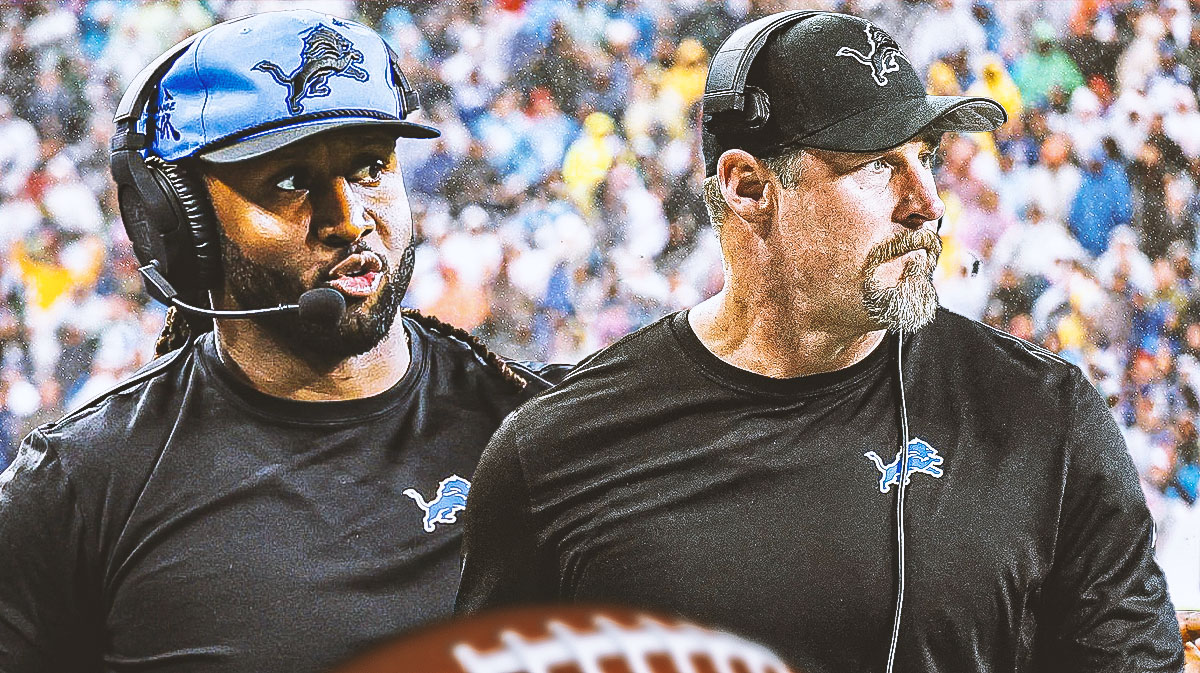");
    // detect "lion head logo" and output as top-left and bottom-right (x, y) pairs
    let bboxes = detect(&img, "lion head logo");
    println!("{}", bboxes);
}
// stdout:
(252, 24), (370, 115)
(835, 23), (908, 87)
